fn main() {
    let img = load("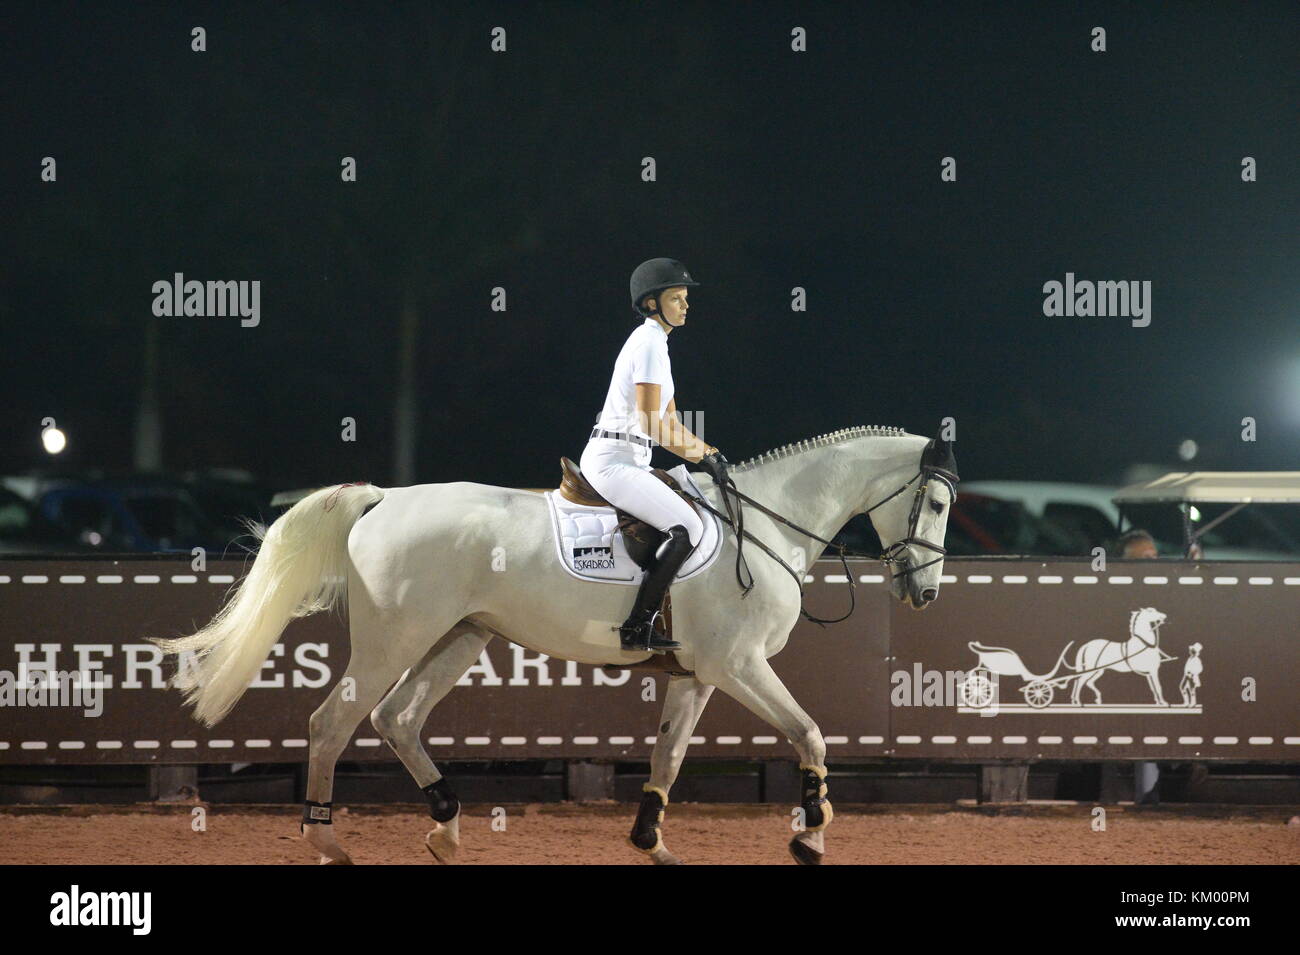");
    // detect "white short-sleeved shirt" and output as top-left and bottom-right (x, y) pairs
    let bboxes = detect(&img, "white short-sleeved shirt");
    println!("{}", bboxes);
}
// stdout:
(590, 317), (675, 466)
